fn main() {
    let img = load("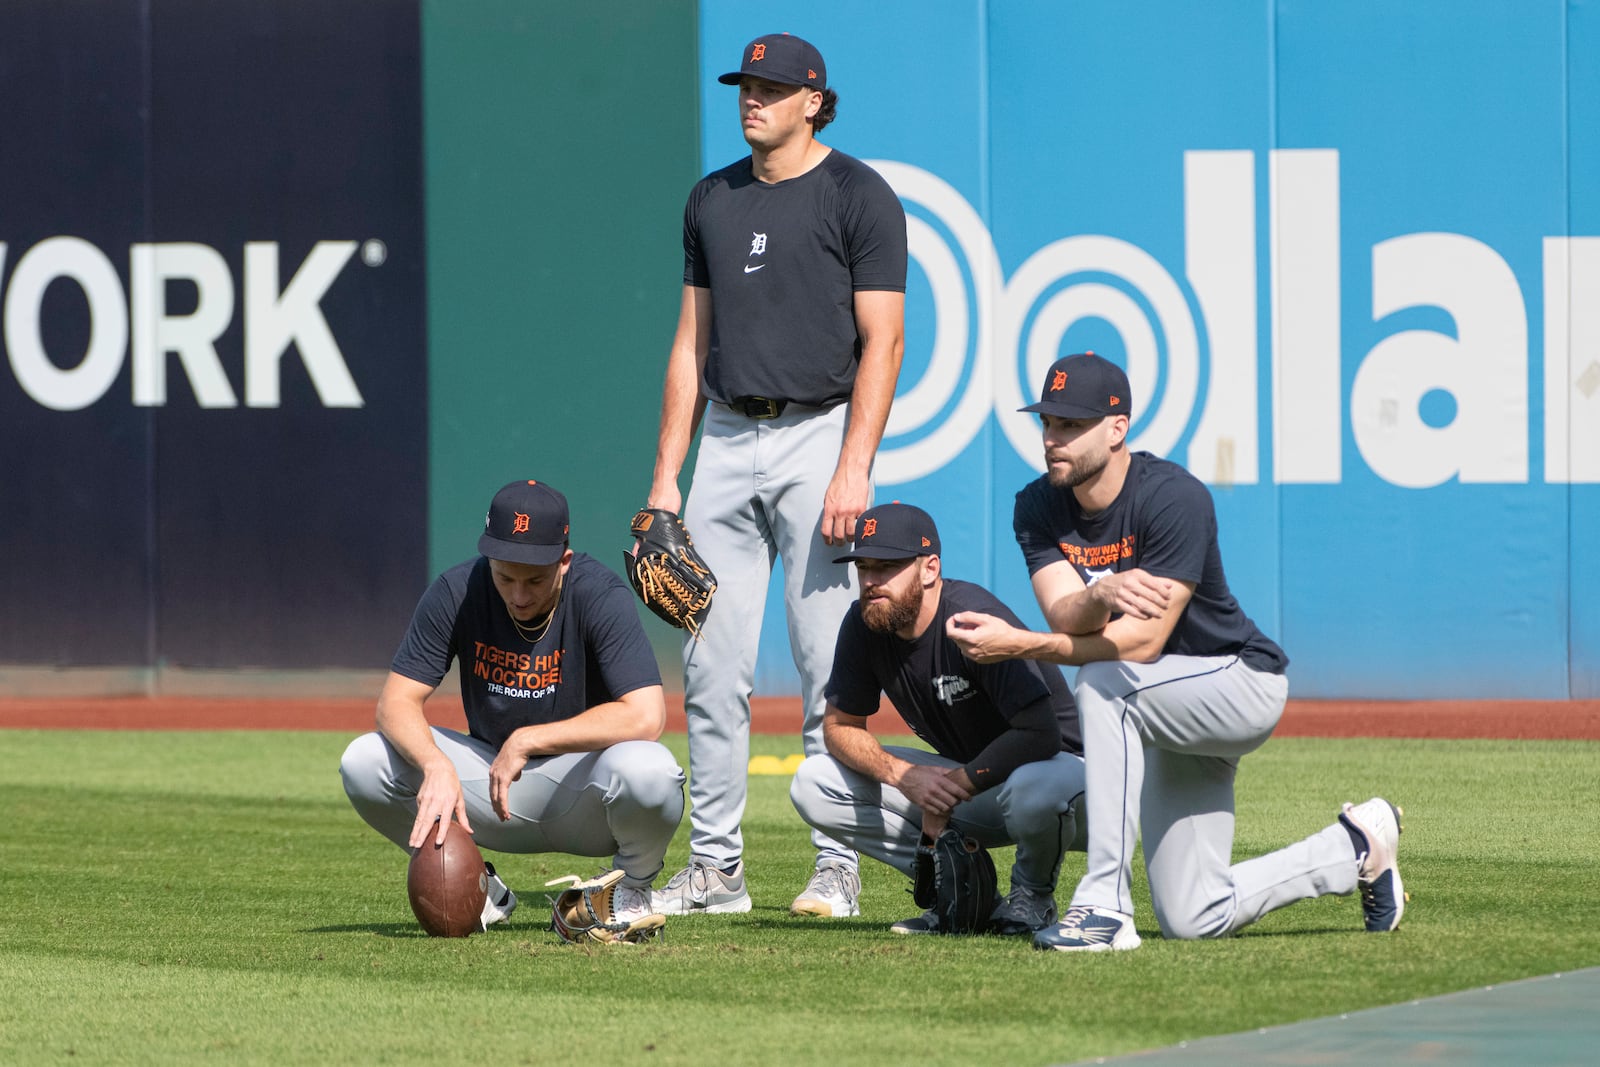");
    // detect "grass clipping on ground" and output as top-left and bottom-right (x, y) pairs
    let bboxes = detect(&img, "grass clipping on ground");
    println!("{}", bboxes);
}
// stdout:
(1, 730), (1597, 1066)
